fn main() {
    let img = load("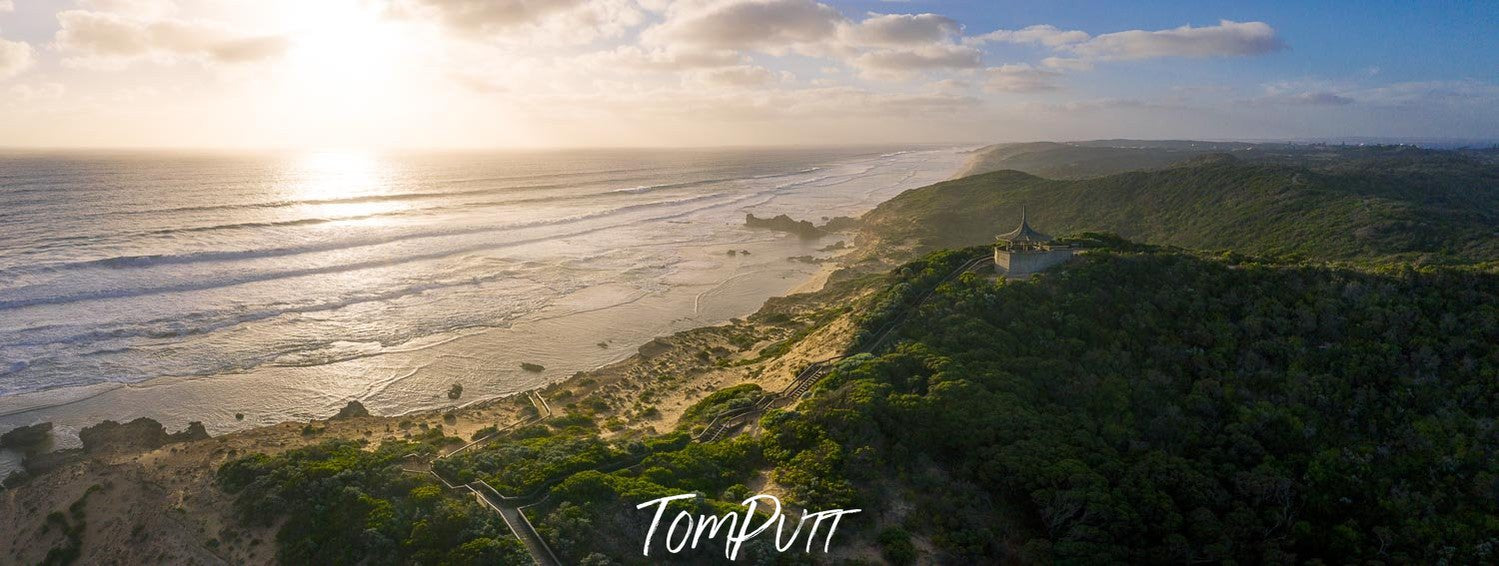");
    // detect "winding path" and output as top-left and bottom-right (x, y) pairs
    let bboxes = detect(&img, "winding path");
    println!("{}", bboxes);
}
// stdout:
(432, 254), (990, 564)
